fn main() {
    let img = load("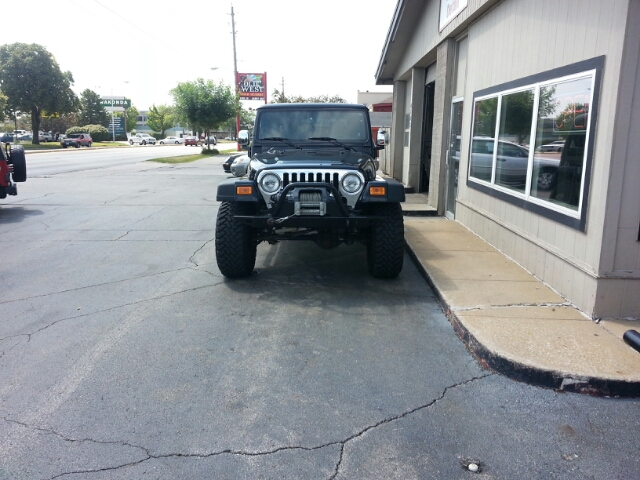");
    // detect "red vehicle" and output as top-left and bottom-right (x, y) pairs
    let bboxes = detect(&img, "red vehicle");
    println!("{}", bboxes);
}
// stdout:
(0, 144), (27, 199)
(184, 136), (200, 146)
